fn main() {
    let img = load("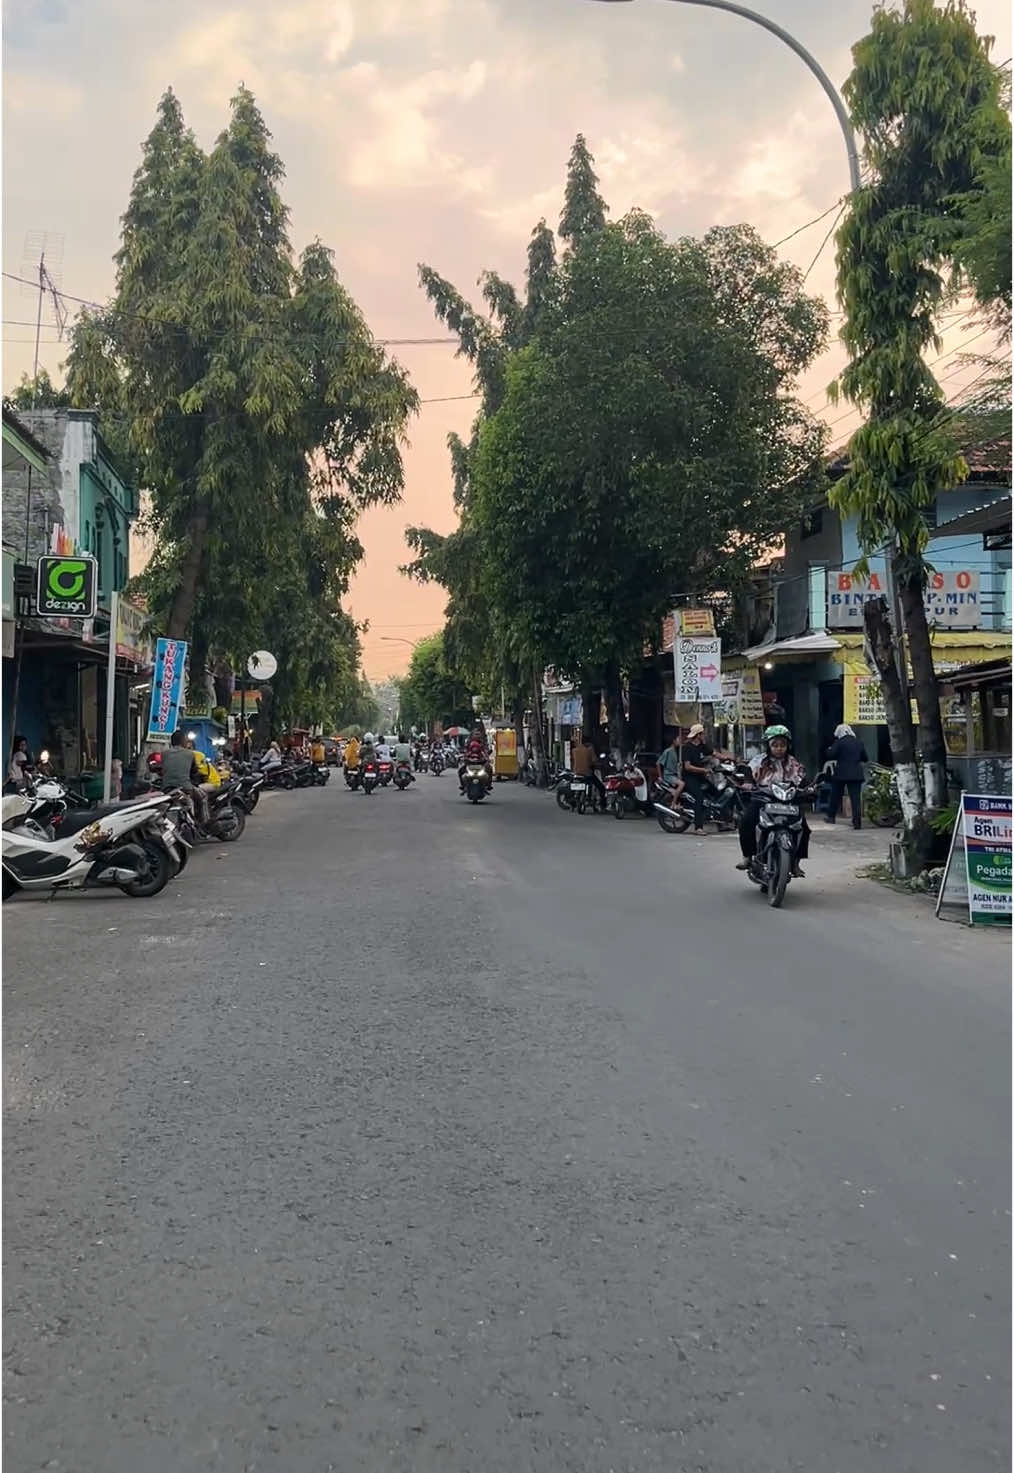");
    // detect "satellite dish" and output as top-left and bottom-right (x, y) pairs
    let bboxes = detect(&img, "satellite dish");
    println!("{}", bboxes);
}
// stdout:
(247, 650), (277, 680)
